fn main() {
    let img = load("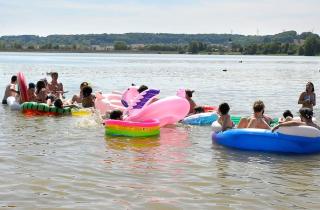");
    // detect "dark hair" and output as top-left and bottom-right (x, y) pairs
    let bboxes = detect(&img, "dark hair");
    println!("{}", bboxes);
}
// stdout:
(185, 90), (194, 98)
(299, 108), (313, 120)
(80, 82), (89, 89)
(138, 85), (148, 93)
(219, 102), (230, 115)
(36, 80), (46, 94)
(110, 110), (123, 120)
(54, 99), (63, 109)
(51, 72), (58, 77)
(28, 82), (35, 89)
(11, 75), (17, 83)
(283, 110), (293, 118)
(82, 86), (93, 97)
(194, 106), (205, 113)
(306, 82), (314, 92)
(253, 100), (265, 113)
